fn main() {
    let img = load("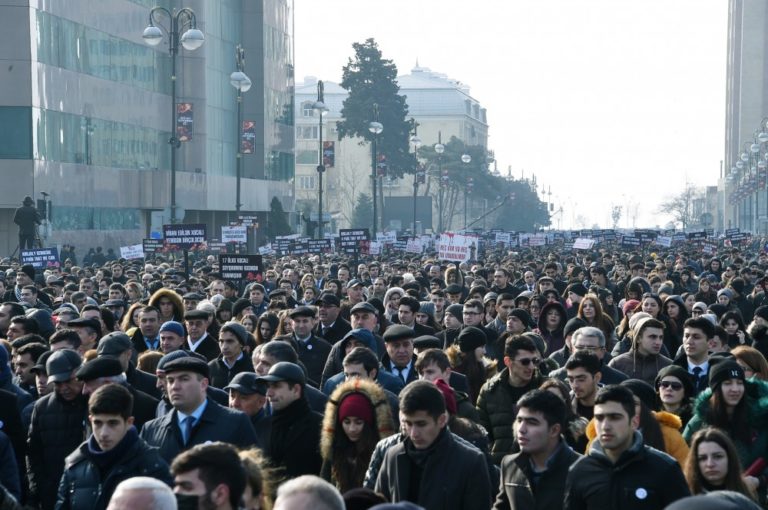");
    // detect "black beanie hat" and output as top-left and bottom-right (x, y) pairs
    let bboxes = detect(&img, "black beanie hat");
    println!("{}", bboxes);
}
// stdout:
(458, 326), (487, 353)
(708, 360), (745, 390)
(754, 305), (768, 322)
(564, 317), (587, 338)
(232, 298), (252, 317)
(445, 304), (464, 324)
(508, 308), (531, 326)
(621, 379), (657, 411)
